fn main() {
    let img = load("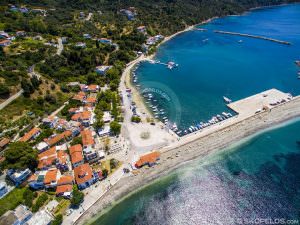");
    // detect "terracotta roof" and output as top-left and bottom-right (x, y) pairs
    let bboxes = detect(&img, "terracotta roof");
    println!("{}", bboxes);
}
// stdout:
(72, 94), (85, 102)
(46, 130), (72, 146)
(56, 184), (73, 194)
(88, 84), (98, 91)
(74, 163), (93, 185)
(57, 150), (68, 164)
(86, 97), (97, 104)
(69, 144), (83, 164)
(0, 40), (10, 44)
(81, 129), (95, 146)
(44, 168), (58, 185)
(57, 175), (73, 185)
(0, 138), (10, 148)
(71, 111), (91, 121)
(38, 146), (56, 159)
(68, 108), (78, 113)
(135, 151), (160, 168)
(20, 127), (41, 142)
